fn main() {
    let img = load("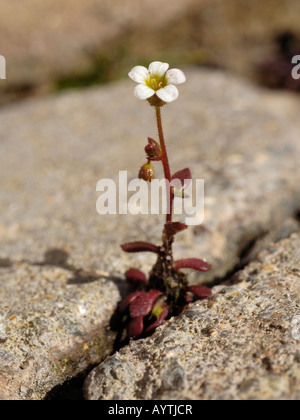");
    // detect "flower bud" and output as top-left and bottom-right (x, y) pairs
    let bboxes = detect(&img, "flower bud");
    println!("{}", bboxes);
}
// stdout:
(139, 163), (155, 182)
(145, 138), (162, 161)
